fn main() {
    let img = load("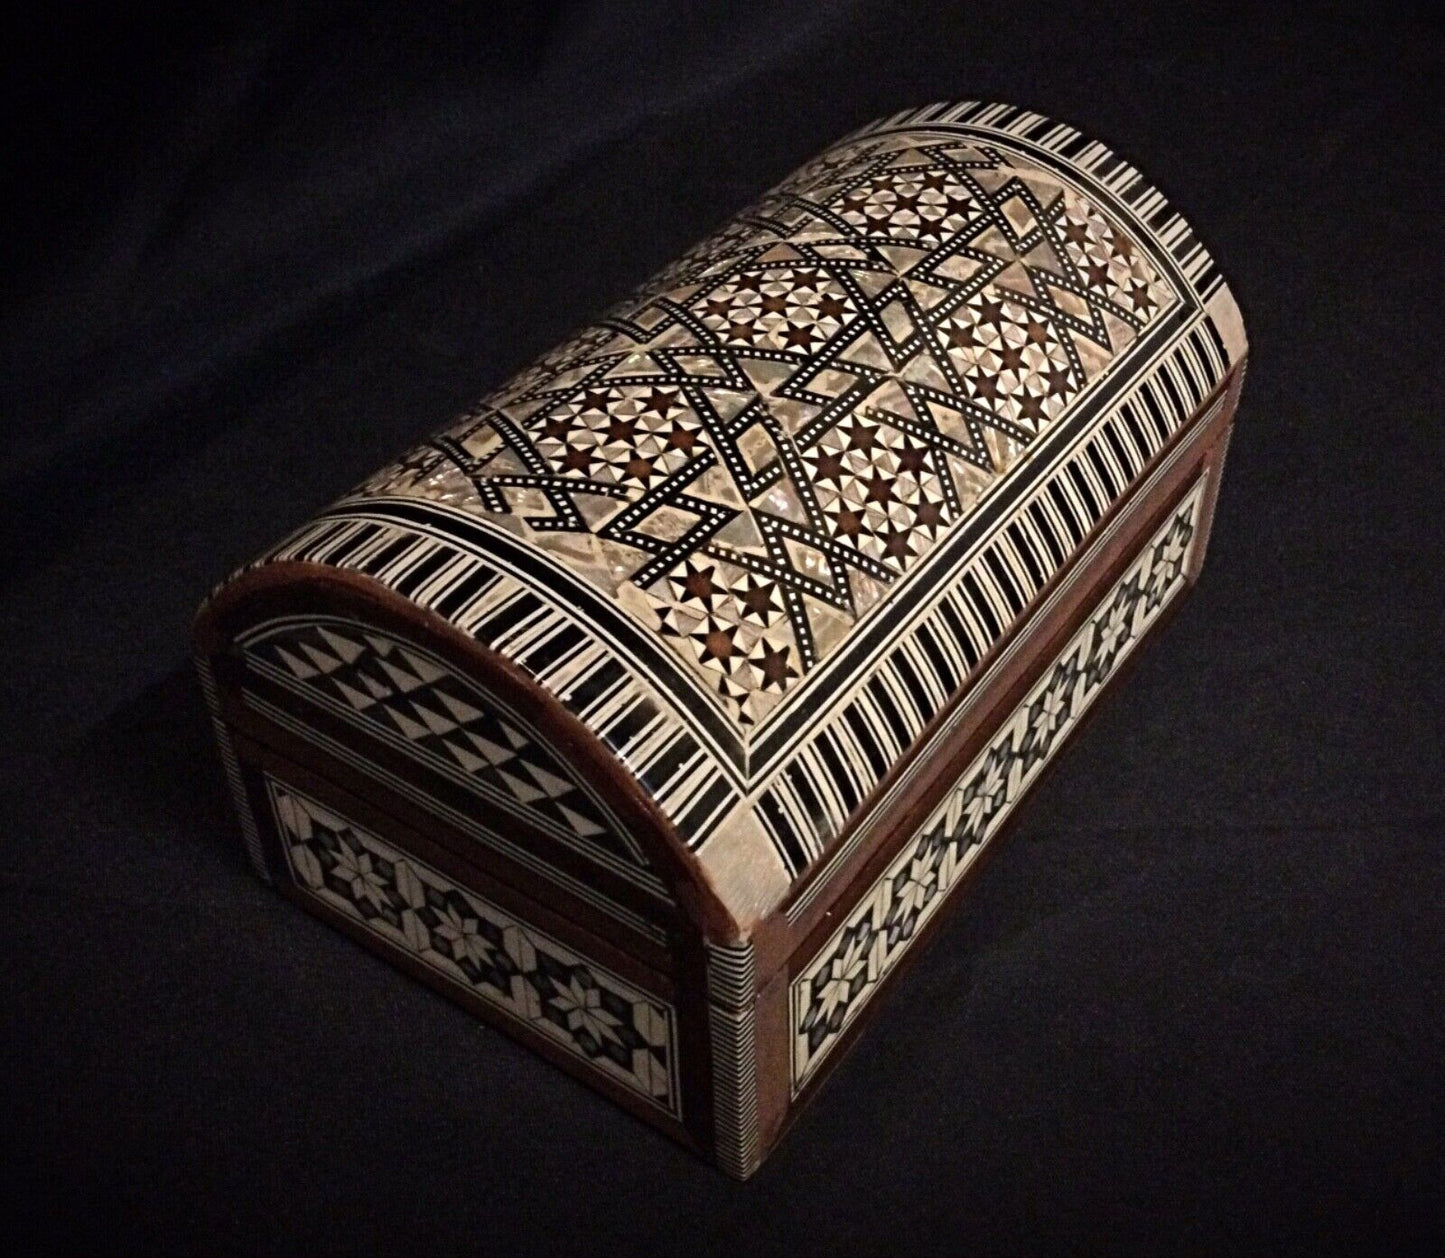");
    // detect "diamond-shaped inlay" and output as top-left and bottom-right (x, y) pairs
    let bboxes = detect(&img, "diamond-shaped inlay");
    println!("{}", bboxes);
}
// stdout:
(356, 131), (1177, 728)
